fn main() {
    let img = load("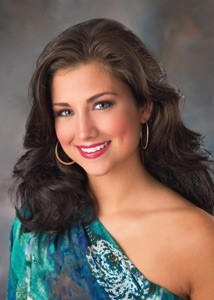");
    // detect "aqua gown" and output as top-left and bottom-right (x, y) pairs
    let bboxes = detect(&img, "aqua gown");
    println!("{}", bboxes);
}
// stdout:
(7, 217), (182, 299)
